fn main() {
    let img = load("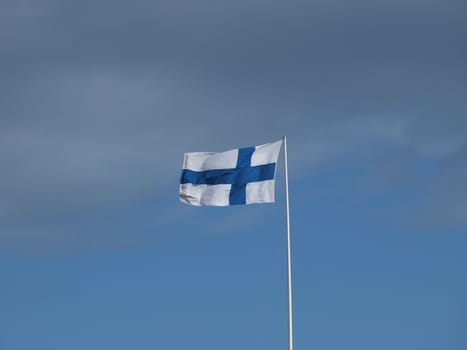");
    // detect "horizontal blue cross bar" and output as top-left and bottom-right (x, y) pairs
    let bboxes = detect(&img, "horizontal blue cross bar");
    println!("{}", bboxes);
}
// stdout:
(180, 163), (276, 185)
